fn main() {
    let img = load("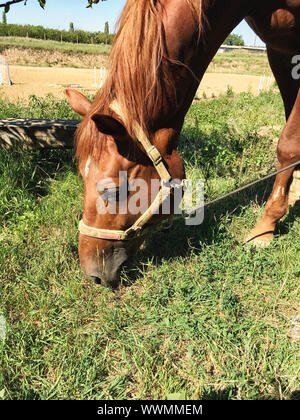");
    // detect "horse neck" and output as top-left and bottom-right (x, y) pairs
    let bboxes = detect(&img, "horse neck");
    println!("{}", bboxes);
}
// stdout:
(161, 0), (253, 122)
